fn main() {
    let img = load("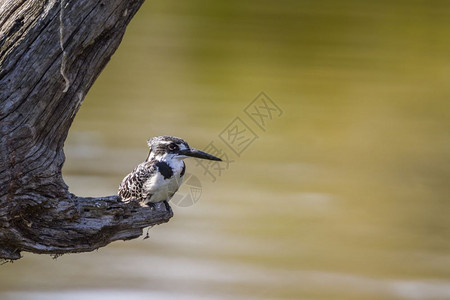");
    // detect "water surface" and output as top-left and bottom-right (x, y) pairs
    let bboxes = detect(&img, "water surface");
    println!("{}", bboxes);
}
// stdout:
(1, 1), (449, 299)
